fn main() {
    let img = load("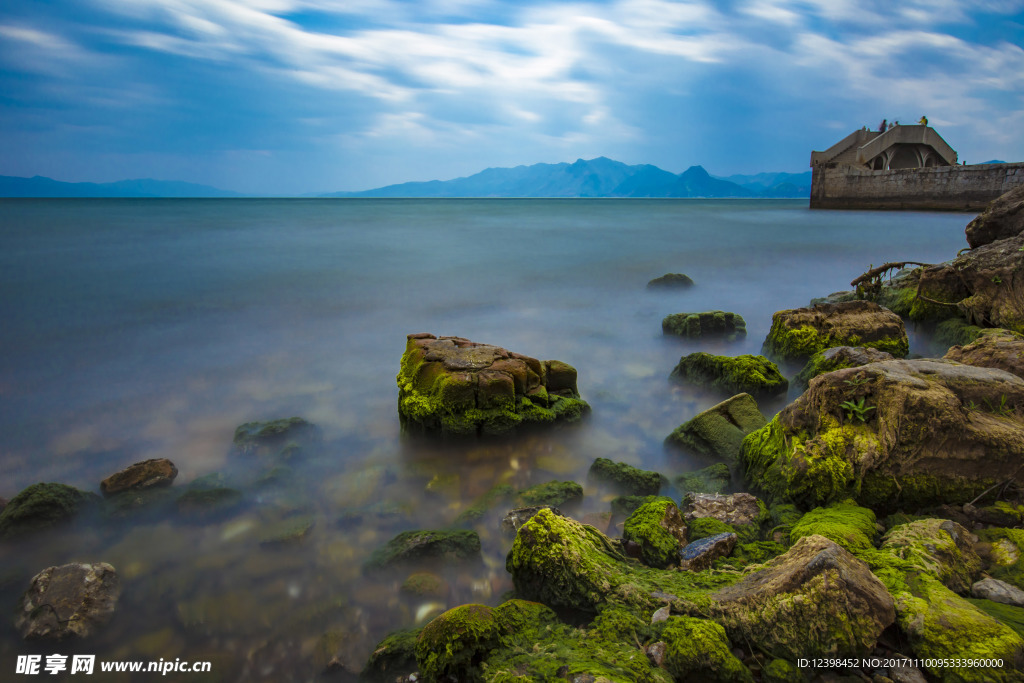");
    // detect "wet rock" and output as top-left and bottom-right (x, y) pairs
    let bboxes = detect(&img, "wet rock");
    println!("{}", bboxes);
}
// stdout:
(794, 346), (896, 393)
(258, 514), (314, 546)
(361, 627), (421, 683)
(665, 393), (768, 460)
(682, 492), (763, 526)
(175, 483), (243, 519)
(453, 483), (515, 526)
(762, 300), (908, 363)
(741, 359), (1024, 511)
(588, 457), (665, 496)
(0, 483), (100, 539)
(678, 532), (737, 571)
(670, 354), (787, 402)
(966, 184), (1024, 249)
(517, 480), (583, 507)
(645, 640), (667, 667)
(647, 273), (694, 288)
(500, 505), (562, 535)
(100, 458), (178, 496)
(400, 572), (449, 598)
(712, 535), (895, 659)
(662, 310), (746, 341)
(972, 577), (1024, 607)
(623, 498), (689, 569)
(232, 416), (319, 455)
(662, 616), (753, 682)
(16, 562), (120, 639)
(363, 529), (481, 573)
(313, 628), (360, 675)
(397, 333), (589, 436)
(673, 463), (731, 495)
(944, 328), (1024, 380)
